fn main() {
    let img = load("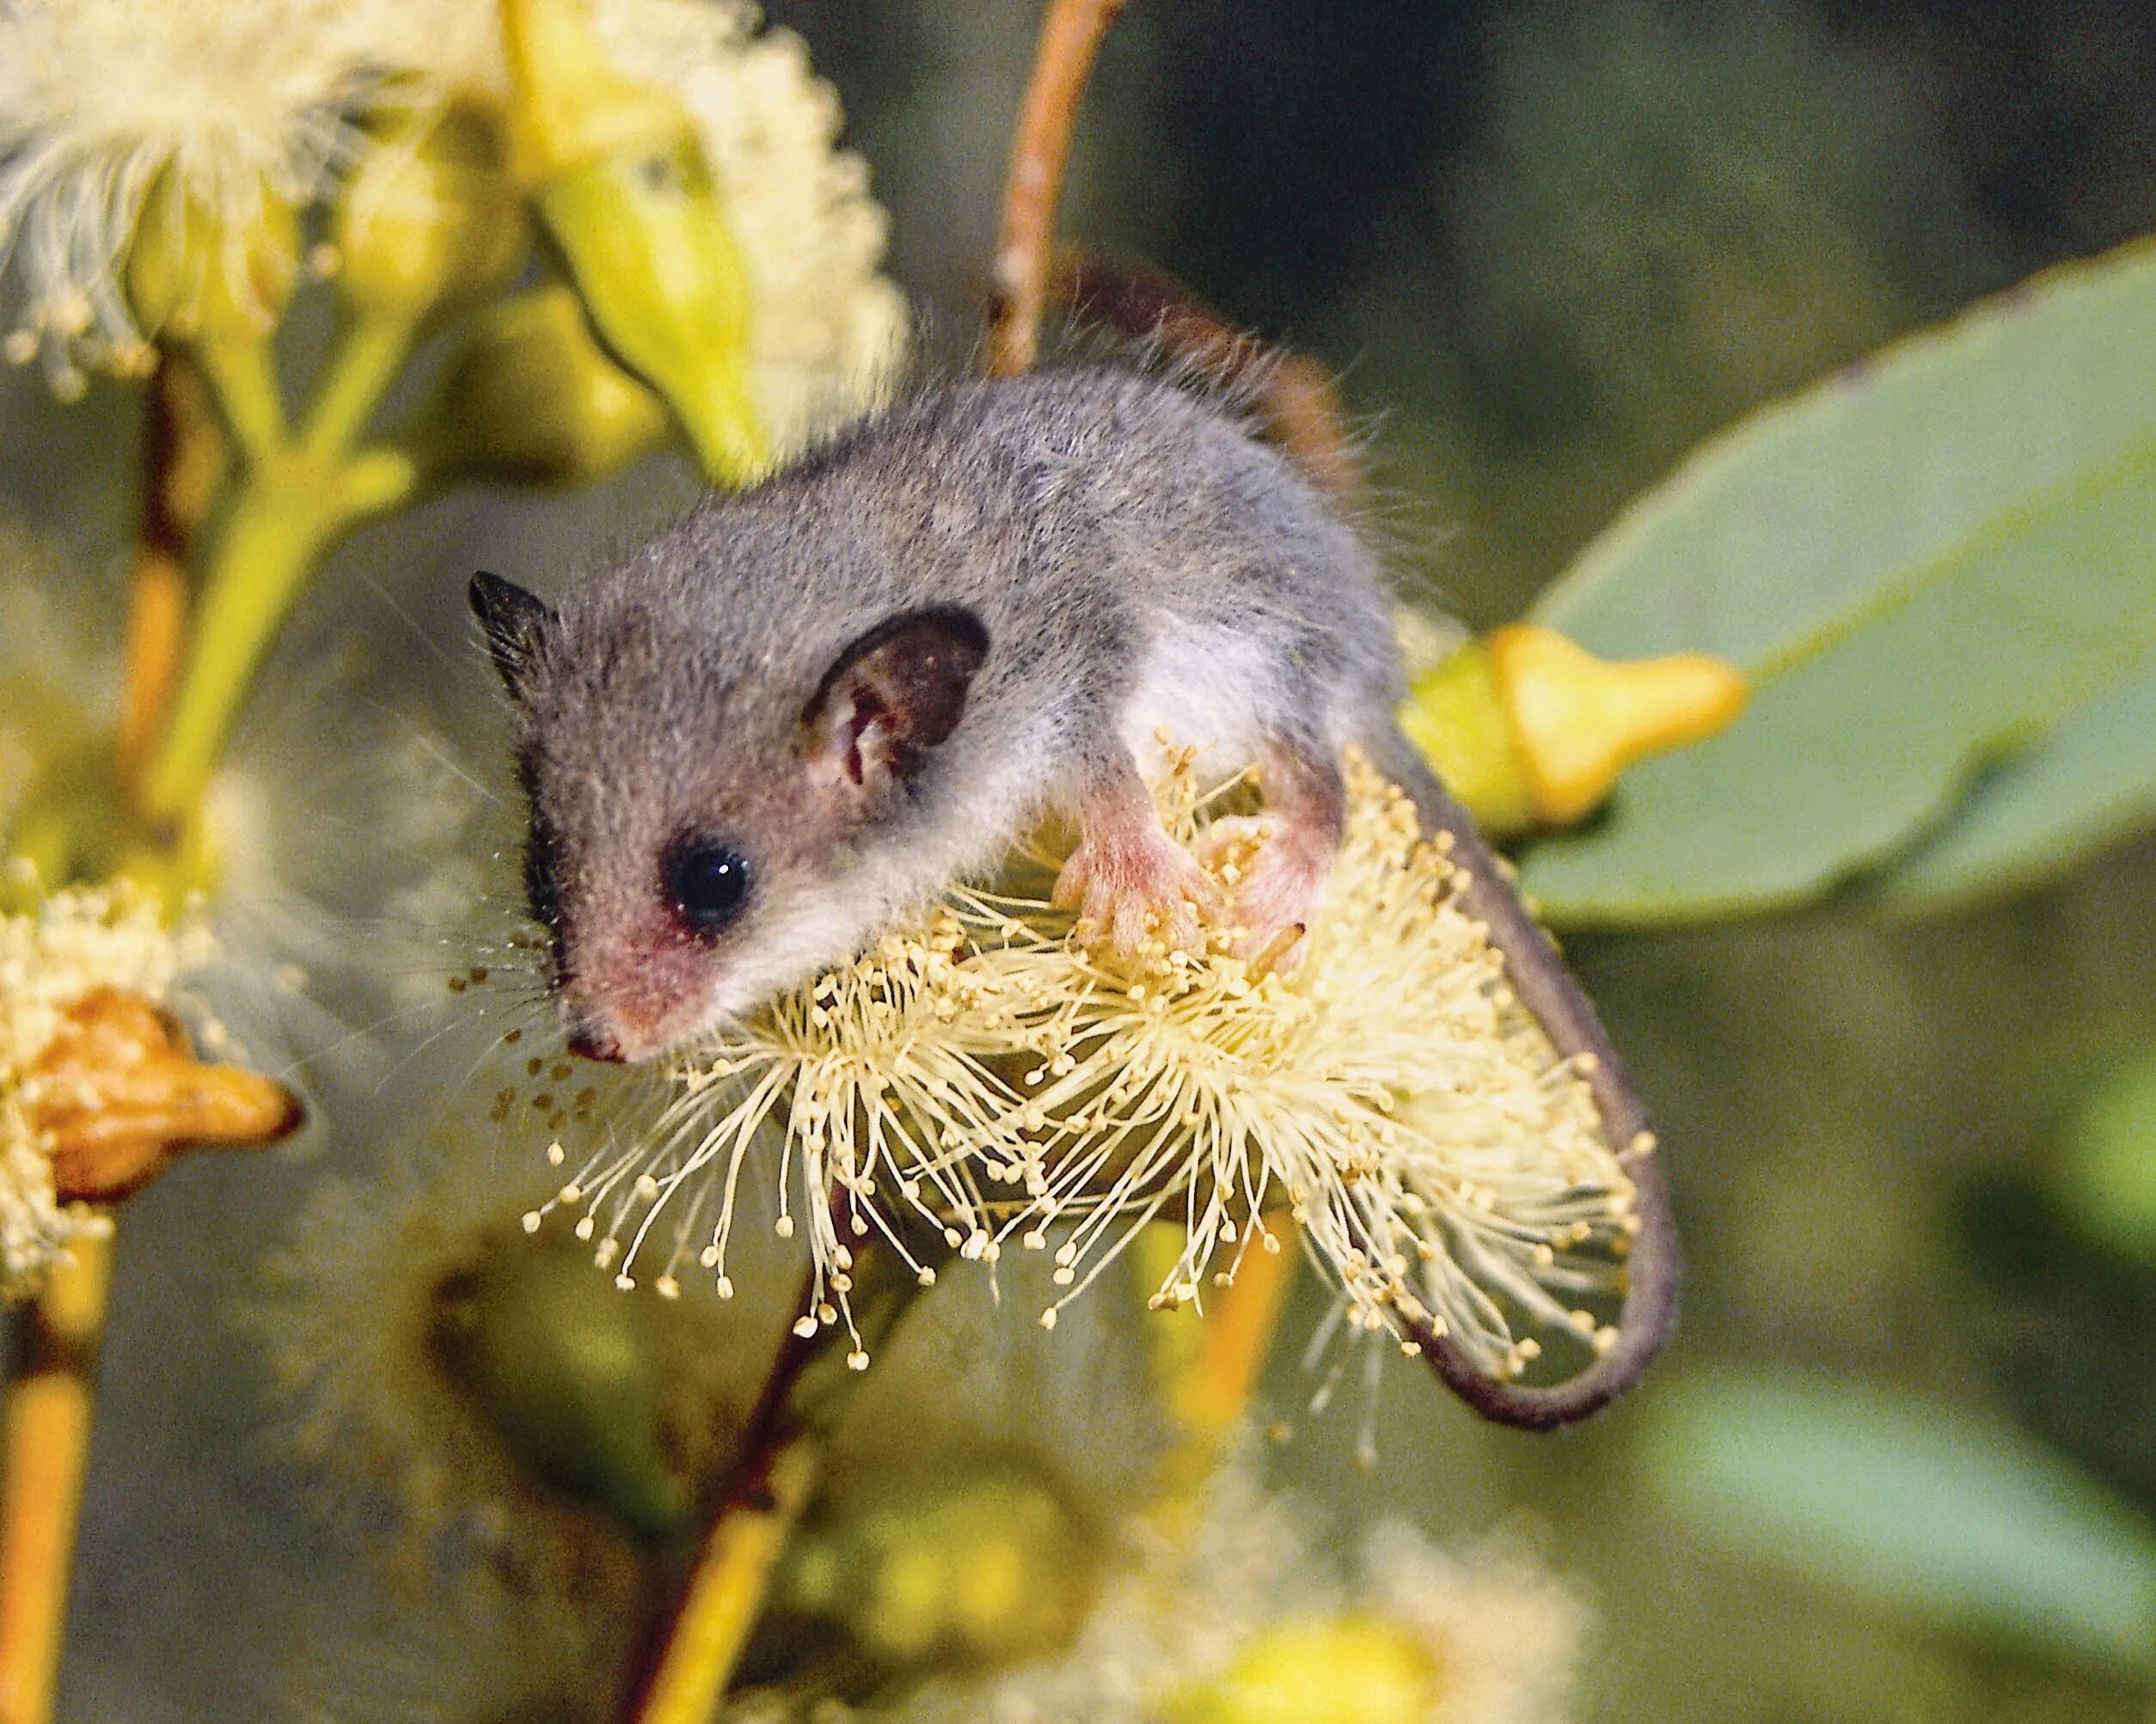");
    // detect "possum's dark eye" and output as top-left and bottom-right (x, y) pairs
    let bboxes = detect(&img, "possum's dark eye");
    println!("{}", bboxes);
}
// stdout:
(664, 837), (752, 937)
